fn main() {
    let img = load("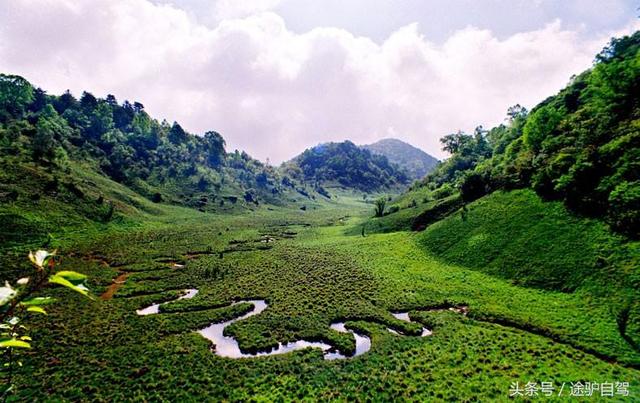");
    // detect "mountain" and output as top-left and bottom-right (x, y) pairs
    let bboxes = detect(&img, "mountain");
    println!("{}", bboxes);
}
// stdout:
(283, 140), (410, 193)
(362, 138), (438, 180)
